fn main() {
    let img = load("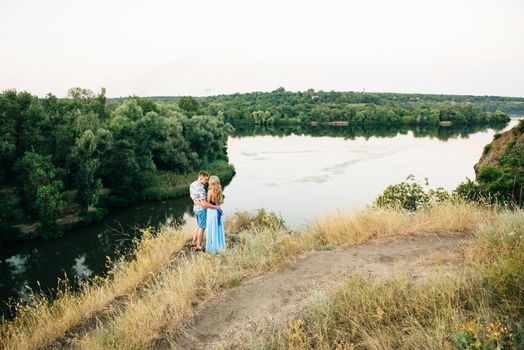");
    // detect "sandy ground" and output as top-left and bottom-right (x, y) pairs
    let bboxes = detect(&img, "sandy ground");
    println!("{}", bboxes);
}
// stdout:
(161, 235), (466, 350)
